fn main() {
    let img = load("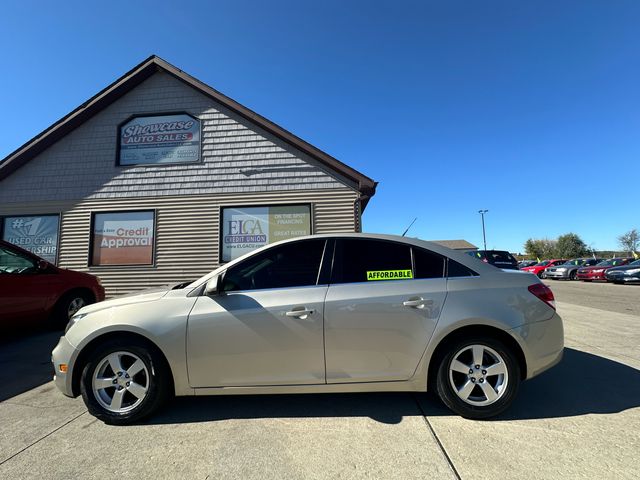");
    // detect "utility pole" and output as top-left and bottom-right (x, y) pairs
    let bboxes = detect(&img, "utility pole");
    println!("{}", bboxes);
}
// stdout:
(478, 210), (488, 251)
